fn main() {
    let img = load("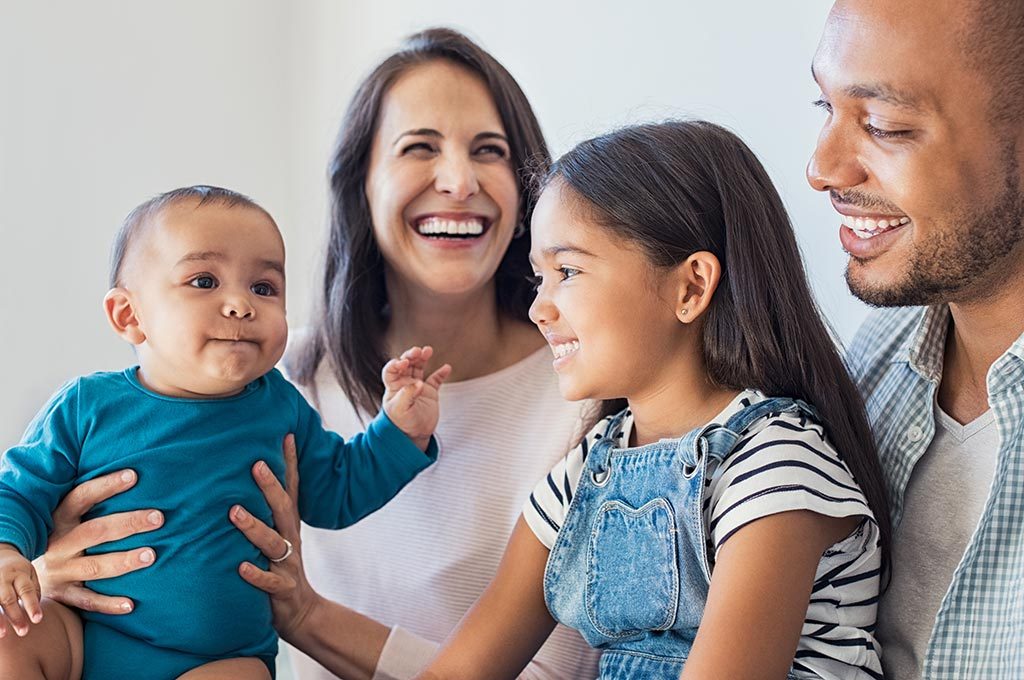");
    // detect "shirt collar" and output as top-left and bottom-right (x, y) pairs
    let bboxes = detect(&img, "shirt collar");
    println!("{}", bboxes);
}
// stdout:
(894, 304), (950, 383)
